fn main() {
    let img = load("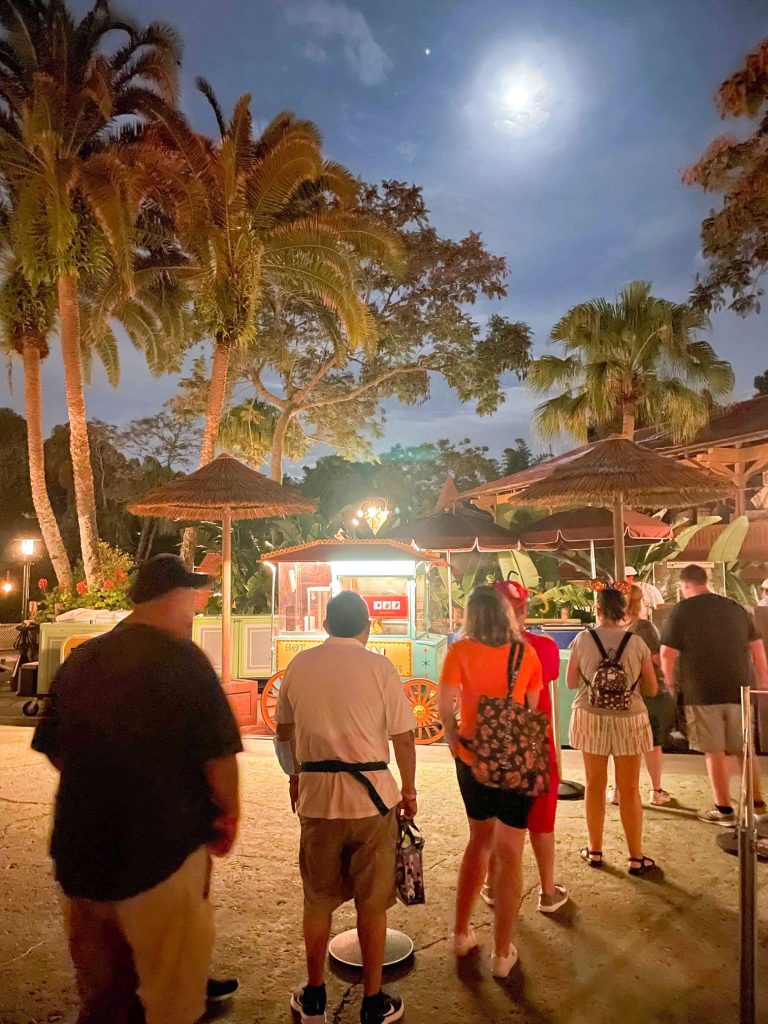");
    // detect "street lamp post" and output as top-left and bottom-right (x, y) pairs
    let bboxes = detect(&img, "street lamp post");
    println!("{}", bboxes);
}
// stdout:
(18, 539), (36, 619)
